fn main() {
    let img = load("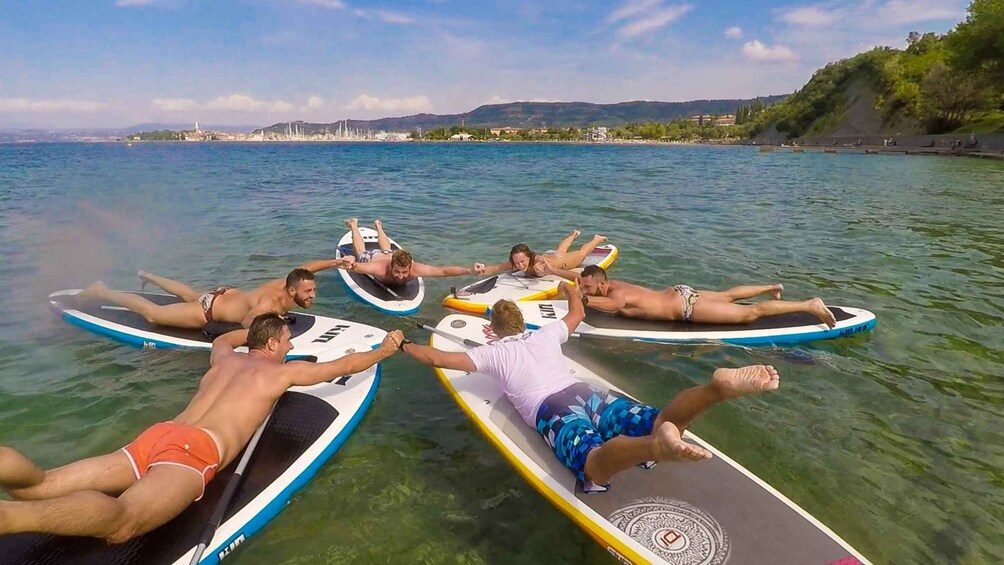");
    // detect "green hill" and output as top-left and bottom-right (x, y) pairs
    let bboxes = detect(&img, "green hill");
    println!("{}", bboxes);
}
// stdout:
(754, 0), (1004, 140)
(257, 96), (787, 135)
